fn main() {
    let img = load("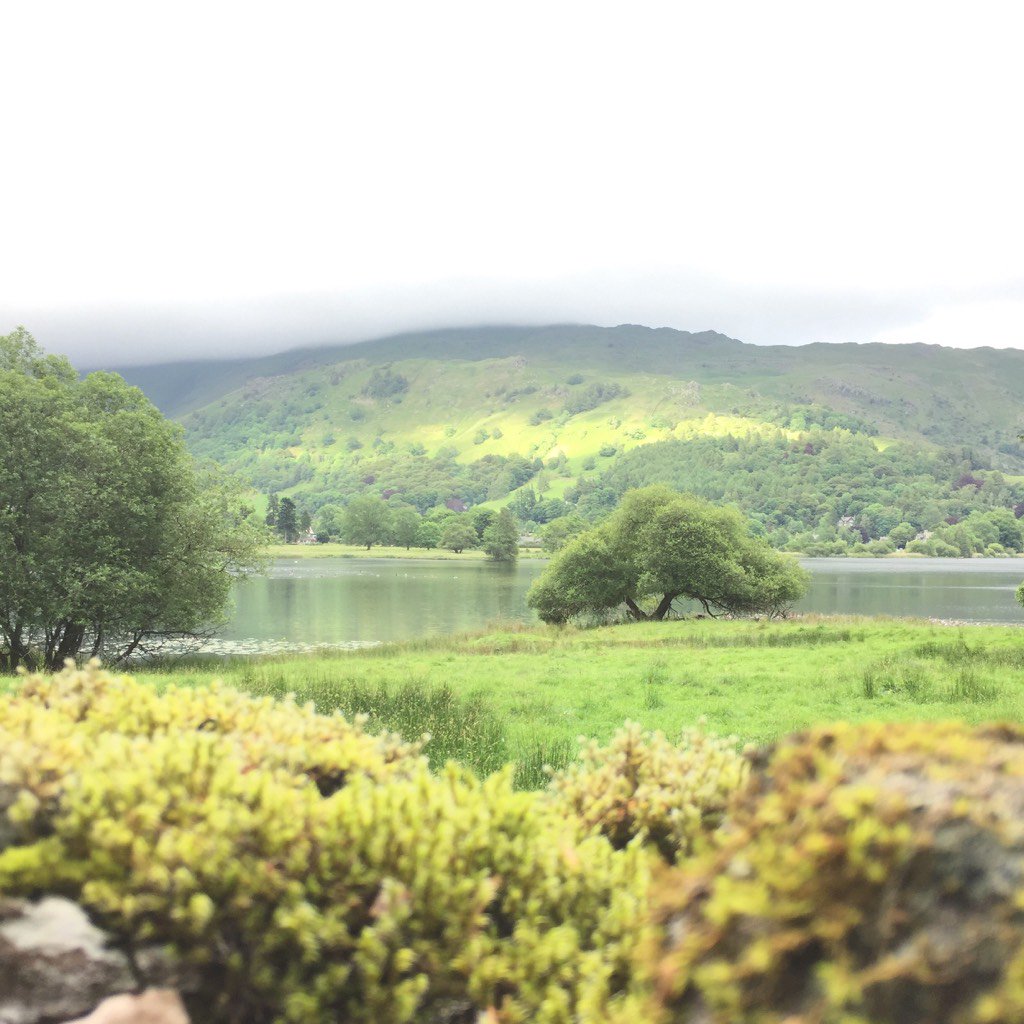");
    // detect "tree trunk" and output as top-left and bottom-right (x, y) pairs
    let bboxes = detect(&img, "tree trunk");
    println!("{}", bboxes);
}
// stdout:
(624, 598), (648, 620)
(49, 623), (86, 670)
(650, 593), (678, 621)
